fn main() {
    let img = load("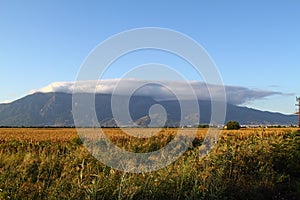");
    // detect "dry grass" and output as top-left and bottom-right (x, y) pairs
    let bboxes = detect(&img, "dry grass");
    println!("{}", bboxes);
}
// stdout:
(0, 127), (297, 142)
(0, 127), (299, 199)
(0, 128), (78, 142)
